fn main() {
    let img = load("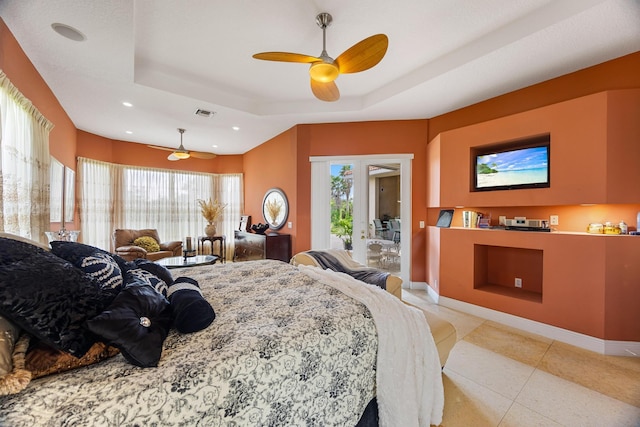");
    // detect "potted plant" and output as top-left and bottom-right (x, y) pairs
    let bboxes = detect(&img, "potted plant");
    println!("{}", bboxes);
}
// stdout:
(197, 198), (227, 237)
(335, 218), (353, 250)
